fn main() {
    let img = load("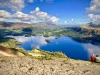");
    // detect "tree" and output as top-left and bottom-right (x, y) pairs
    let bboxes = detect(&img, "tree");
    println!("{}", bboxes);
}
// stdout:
(22, 28), (32, 33)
